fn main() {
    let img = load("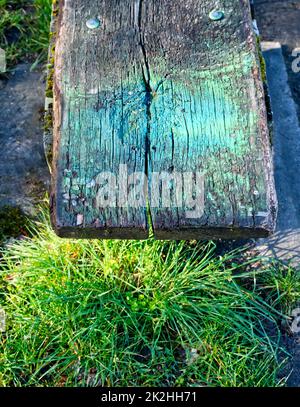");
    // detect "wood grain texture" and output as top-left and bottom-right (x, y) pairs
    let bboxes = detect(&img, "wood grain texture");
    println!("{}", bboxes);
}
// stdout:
(51, 0), (277, 239)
